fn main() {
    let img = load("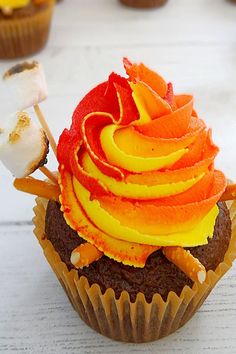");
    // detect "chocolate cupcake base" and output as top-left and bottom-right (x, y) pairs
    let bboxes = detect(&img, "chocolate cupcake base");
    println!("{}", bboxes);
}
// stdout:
(119, 0), (168, 9)
(33, 198), (236, 342)
(45, 200), (232, 302)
